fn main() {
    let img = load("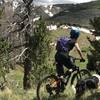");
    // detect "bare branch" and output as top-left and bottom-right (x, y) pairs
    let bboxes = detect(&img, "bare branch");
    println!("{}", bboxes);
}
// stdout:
(9, 48), (28, 62)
